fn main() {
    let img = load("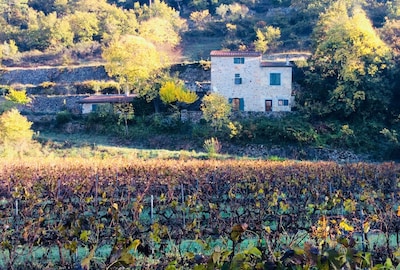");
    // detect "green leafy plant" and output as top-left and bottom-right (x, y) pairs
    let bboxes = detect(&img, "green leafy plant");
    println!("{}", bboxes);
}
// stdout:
(203, 137), (221, 158)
